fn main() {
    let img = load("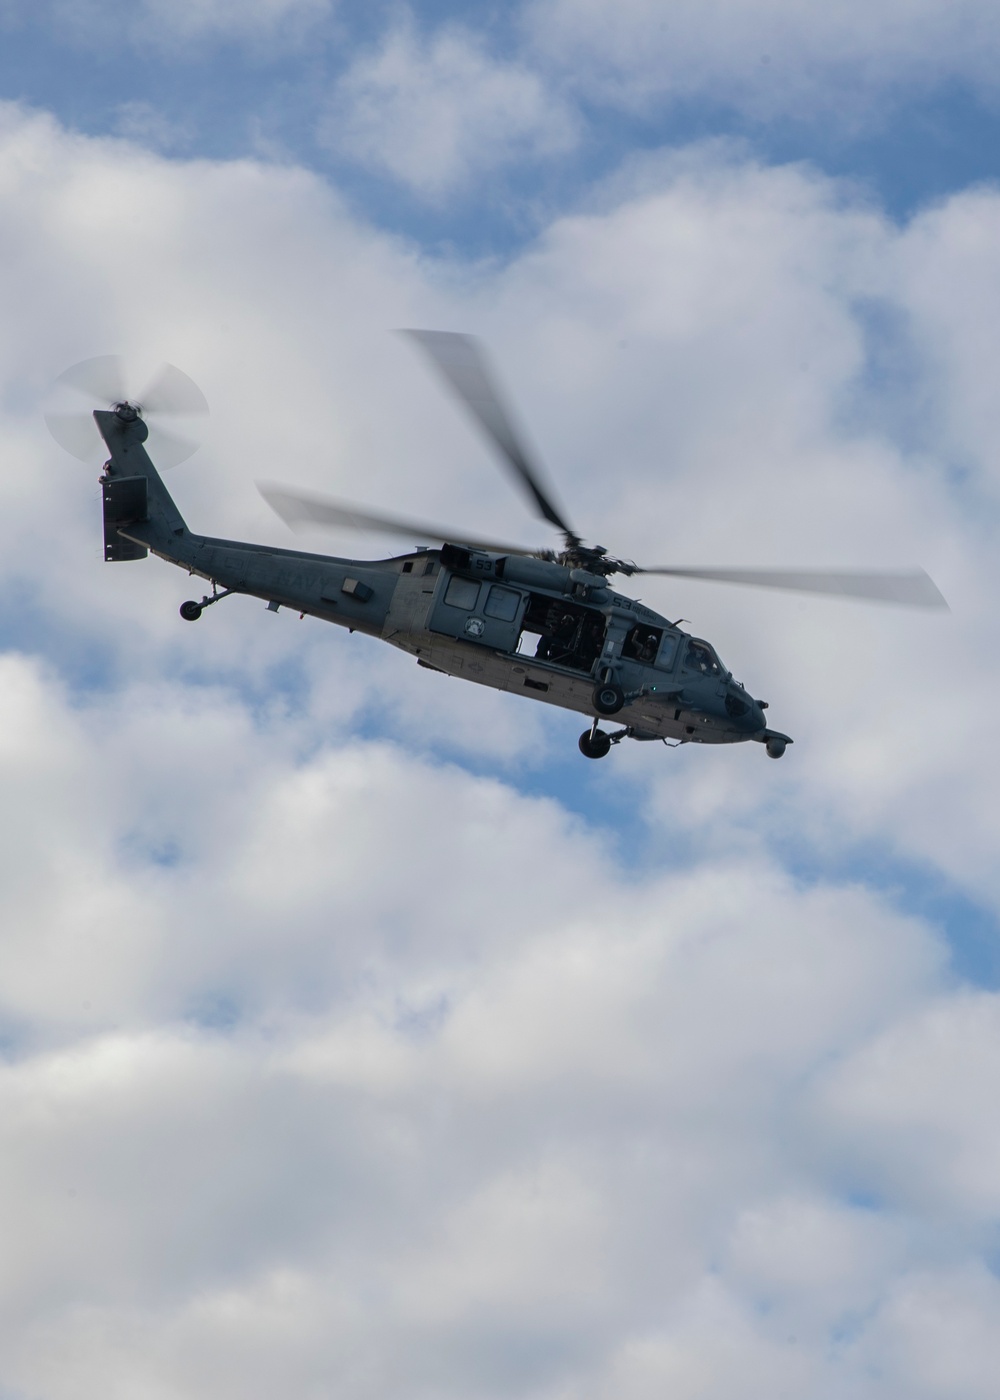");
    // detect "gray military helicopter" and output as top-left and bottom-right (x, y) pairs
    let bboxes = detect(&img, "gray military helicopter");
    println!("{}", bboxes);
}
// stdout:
(47, 334), (947, 760)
